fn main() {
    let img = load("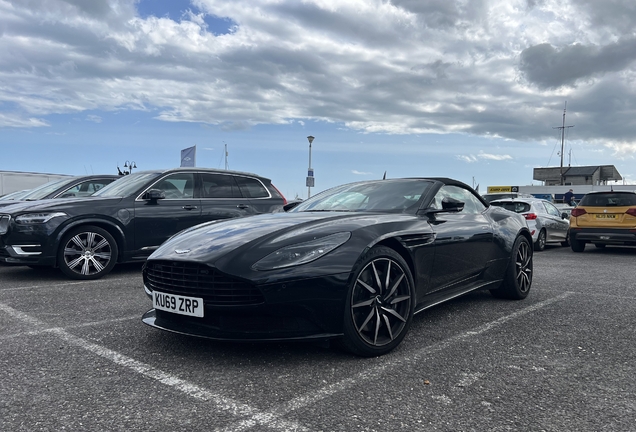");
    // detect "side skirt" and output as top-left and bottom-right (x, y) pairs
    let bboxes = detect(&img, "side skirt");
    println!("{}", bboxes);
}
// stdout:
(414, 279), (502, 315)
